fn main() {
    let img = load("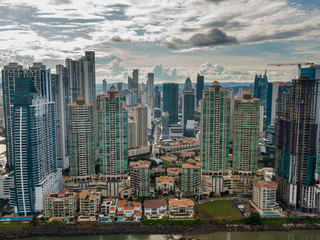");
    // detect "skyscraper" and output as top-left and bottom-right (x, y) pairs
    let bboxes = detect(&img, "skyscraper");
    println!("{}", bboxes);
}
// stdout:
(26, 63), (52, 101)
(146, 73), (154, 108)
(11, 78), (62, 215)
(233, 90), (260, 173)
(97, 86), (128, 176)
(154, 86), (161, 108)
(266, 82), (284, 126)
(2, 63), (24, 166)
(133, 104), (148, 147)
(103, 79), (107, 93)
(201, 81), (230, 174)
(253, 71), (268, 110)
(80, 51), (96, 106)
(2, 62), (52, 167)
(275, 75), (319, 212)
(128, 76), (133, 90)
(133, 69), (139, 103)
(68, 94), (95, 178)
(127, 121), (137, 149)
(196, 74), (204, 107)
(65, 58), (81, 103)
(51, 64), (70, 169)
(163, 83), (179, 124)
(117, 82), (123, 92)
(182, 78), (195, 138)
